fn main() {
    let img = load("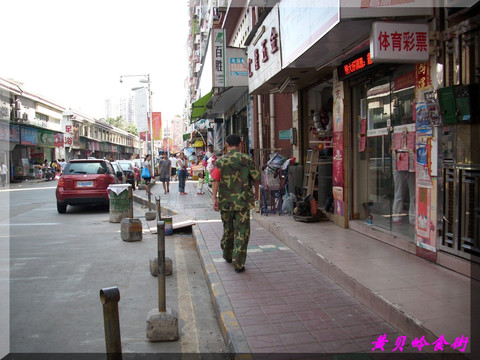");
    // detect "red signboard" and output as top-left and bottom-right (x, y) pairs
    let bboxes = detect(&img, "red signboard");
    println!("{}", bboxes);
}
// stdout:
(152, 112), (162, 141)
